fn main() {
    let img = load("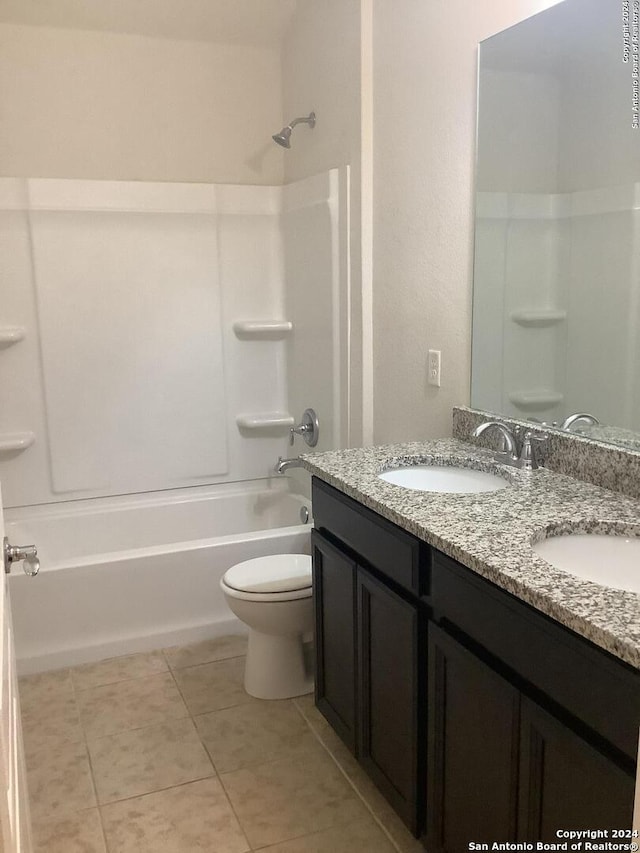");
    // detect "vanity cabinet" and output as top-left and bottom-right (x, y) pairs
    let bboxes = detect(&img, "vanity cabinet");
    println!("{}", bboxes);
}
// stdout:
(311, 532), (357, 750)
(356, 567), (422, 827)
(427, 623), (634, 852)
(517, 698), (634, 840)
(311, 479), (428, 834)
(427, 623), (520, 850)
(311, 478), (639, 849)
